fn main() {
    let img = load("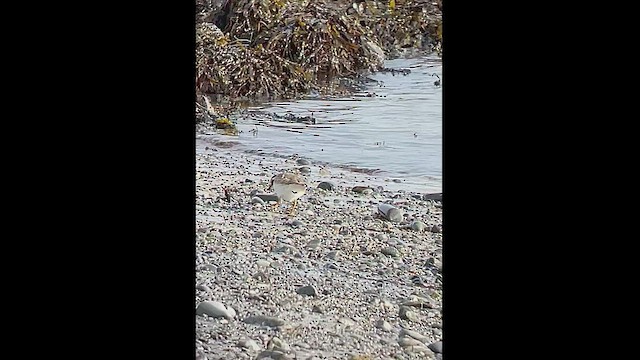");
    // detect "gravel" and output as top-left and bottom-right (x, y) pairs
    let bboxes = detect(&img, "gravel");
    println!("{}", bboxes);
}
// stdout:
(195, 140), (443, 359)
